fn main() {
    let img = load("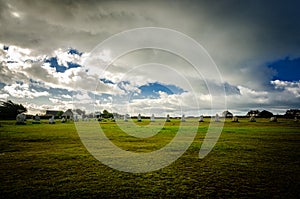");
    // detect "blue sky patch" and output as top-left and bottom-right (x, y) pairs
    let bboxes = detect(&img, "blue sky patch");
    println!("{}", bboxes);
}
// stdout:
(45, 57), (67, 73)
(44, 58), (81, 72)
(67, 62), (81, 69)
(48, 87), (74, 96)
(269, 57), (300, 81)
(224, 82), (240, 95)
(133, 82), (185, 99)
(68, 48), (83, 56)
(100, 78), (114, 84)
(0, 82), (5, 89)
